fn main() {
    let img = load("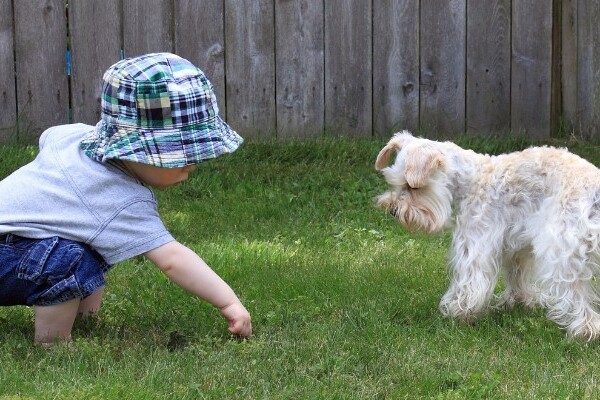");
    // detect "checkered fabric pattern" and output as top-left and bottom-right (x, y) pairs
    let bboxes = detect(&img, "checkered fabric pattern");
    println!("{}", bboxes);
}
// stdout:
(81, 53), (243, 167)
